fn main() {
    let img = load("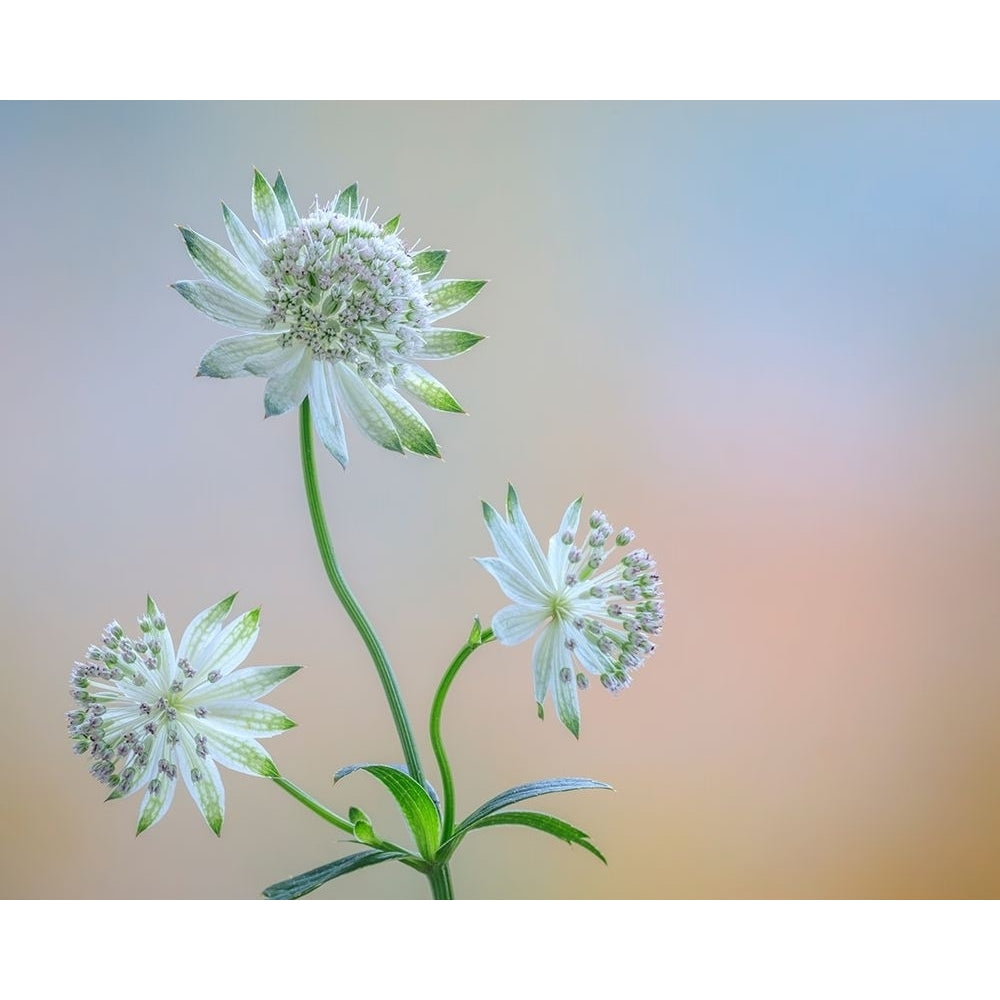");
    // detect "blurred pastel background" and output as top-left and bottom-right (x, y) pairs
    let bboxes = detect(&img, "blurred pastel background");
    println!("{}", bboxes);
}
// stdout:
(2, 102), (998, 898)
